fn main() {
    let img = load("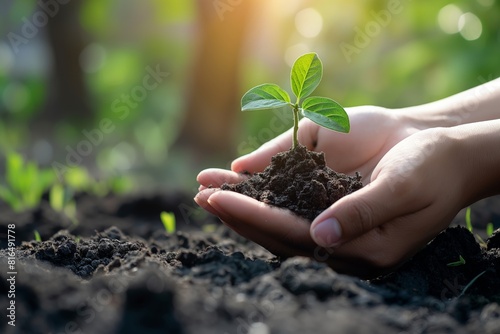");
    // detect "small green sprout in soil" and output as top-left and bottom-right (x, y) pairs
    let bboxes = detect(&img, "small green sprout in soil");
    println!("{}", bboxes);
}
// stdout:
(486, 222), (494, 237)
(0, 152), (55, 211)
(465, 206), (473, 232)
(447, 255), (466, 267)
(458, 269), (489, 298)
(463, 206), (491, 248)
(50, 183), (78, 226)
(0, 152), (132, 213)
(241, 52), (350, 149)
(160, 211), (176, 234)
(34, 230), (42, 242)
